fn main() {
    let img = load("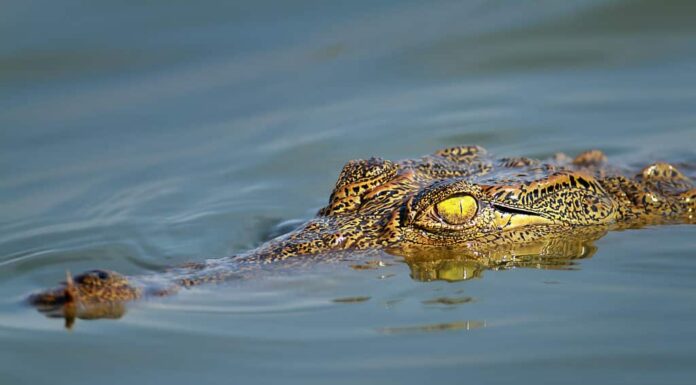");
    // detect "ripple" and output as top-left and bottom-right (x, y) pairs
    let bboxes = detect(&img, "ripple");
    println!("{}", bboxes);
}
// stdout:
(378, 320), (486, 334)
(422, 296), (475, 306)
(332, 296), (371, 303)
